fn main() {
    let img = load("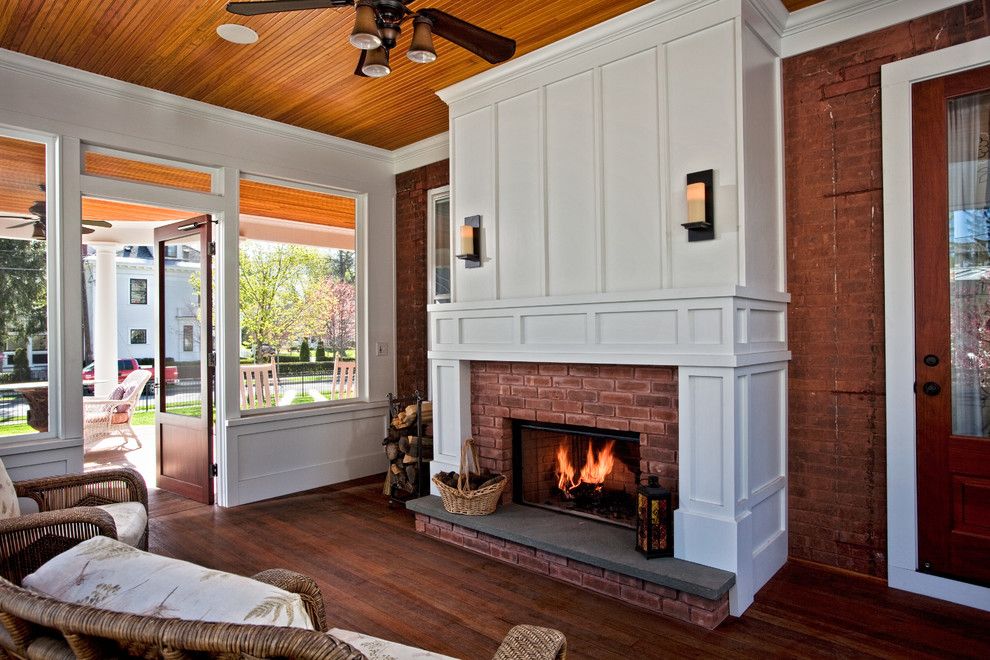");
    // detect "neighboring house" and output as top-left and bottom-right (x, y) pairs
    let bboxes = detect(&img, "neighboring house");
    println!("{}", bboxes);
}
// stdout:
(82, 245), (201, 364)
